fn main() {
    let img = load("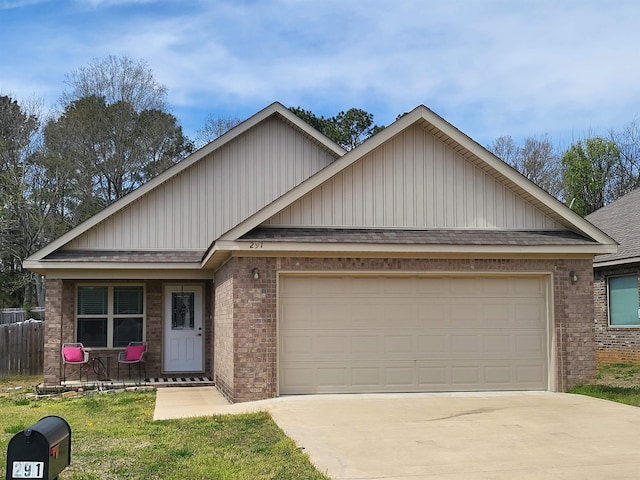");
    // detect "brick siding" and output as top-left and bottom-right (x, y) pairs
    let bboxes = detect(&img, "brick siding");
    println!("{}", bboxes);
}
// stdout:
(213, 255), (595, 402)
(594, 265), (640, 364)
(214, 262), (234, 400)
(44, 257), (595, 398)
